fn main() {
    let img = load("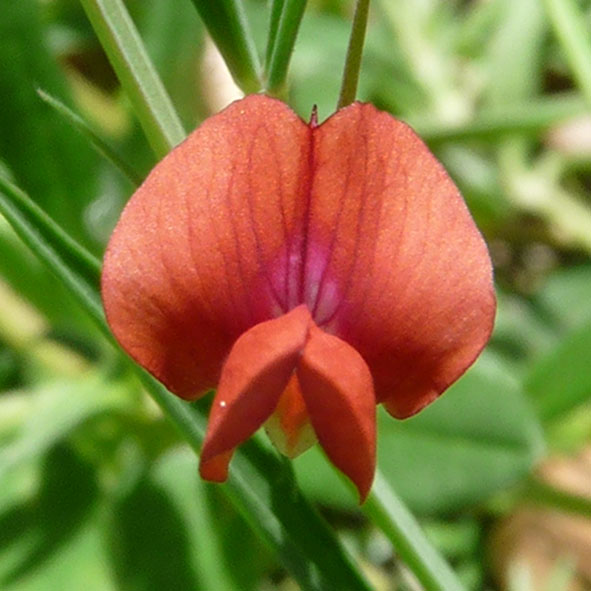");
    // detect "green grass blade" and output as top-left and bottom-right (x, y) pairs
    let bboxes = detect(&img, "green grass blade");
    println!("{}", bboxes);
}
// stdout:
(0, 176), (104, 331)
(544, 0), (591, 110)
(0, 176), (373, 591)
(484, 0), (545, 107)
(79, 0), (186, 158)
(265, 0), (286, 70)
(265, 0), (308, 94)
(524, 477), (591, 518)
(189, 0), (262, 93)
(413, 93), (587, 143)
(0, 376), (131, 481)
(365, 471), (467, 591)
(337, 0), (371, 109)
(37, 89), (143, 187)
